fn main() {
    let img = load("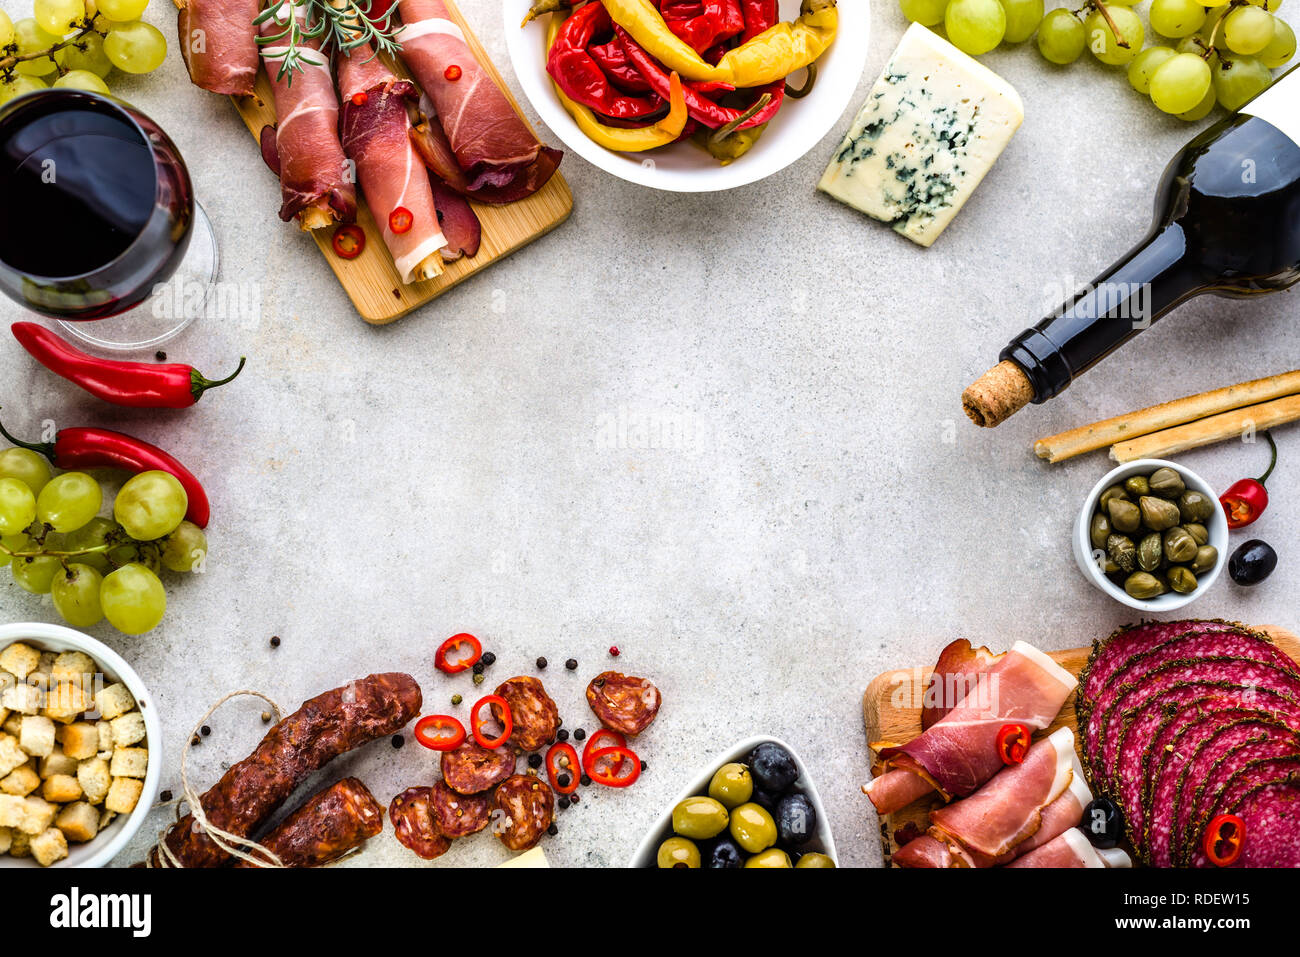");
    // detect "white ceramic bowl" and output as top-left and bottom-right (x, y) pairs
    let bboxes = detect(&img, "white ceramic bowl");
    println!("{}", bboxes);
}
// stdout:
(503, 0), (872, 192)
(0, 622), (162, 869)
(629, 735), (836, 867)
(1073, 459), (1229, 613)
